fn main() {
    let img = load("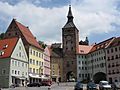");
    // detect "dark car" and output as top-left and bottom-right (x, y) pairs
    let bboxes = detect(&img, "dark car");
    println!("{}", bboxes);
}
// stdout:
(41, 80), (52, 86)
(27, 82), (41, 87)
(10, 83), (19, 88)
(87, 81), (97, 90)
(74, 81), (83, 90)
